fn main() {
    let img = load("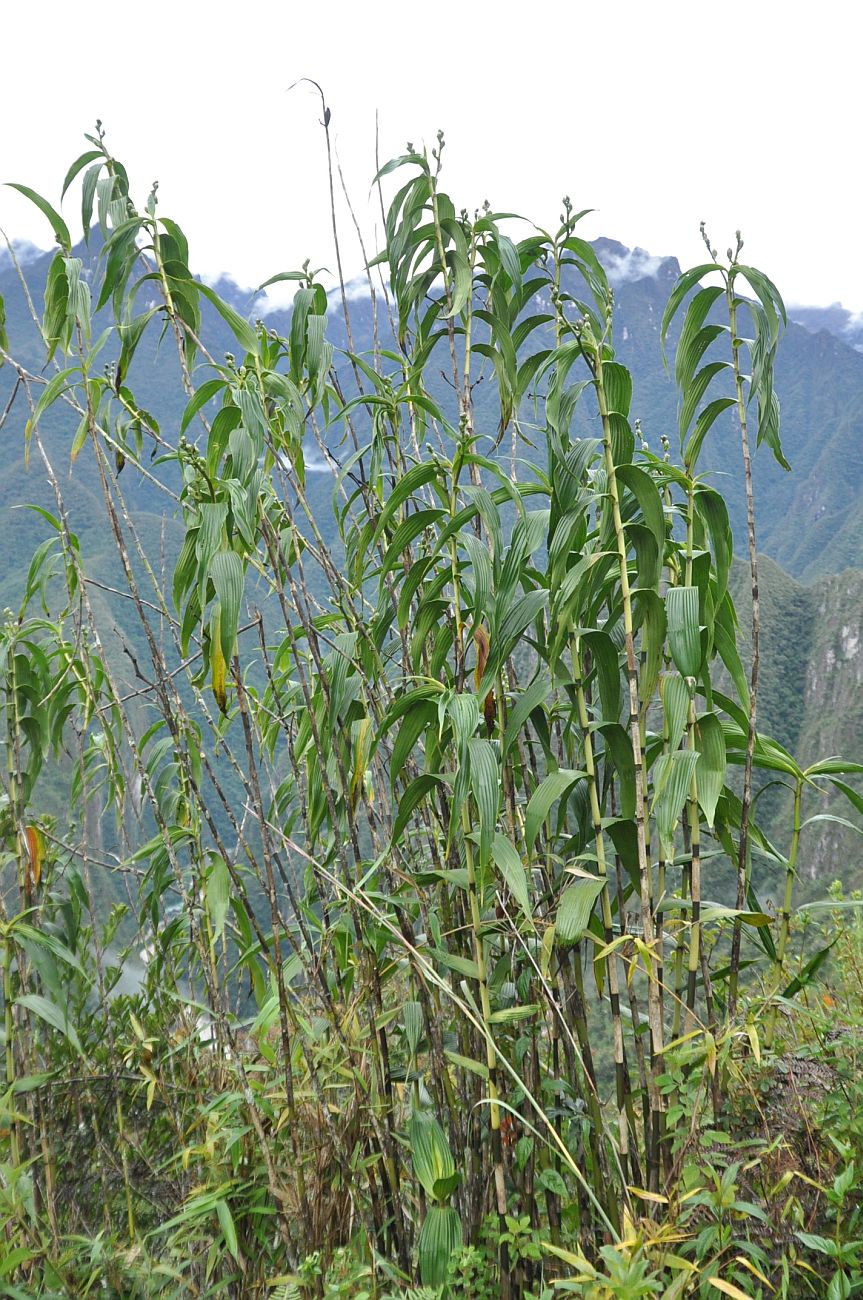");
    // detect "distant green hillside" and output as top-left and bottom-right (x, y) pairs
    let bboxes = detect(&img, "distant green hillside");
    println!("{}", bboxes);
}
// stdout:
(727, 557), (863, 898)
